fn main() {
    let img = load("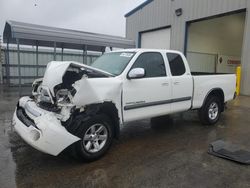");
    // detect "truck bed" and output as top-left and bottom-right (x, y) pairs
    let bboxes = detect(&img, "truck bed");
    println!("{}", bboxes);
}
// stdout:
(191, 73), (236, 109)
